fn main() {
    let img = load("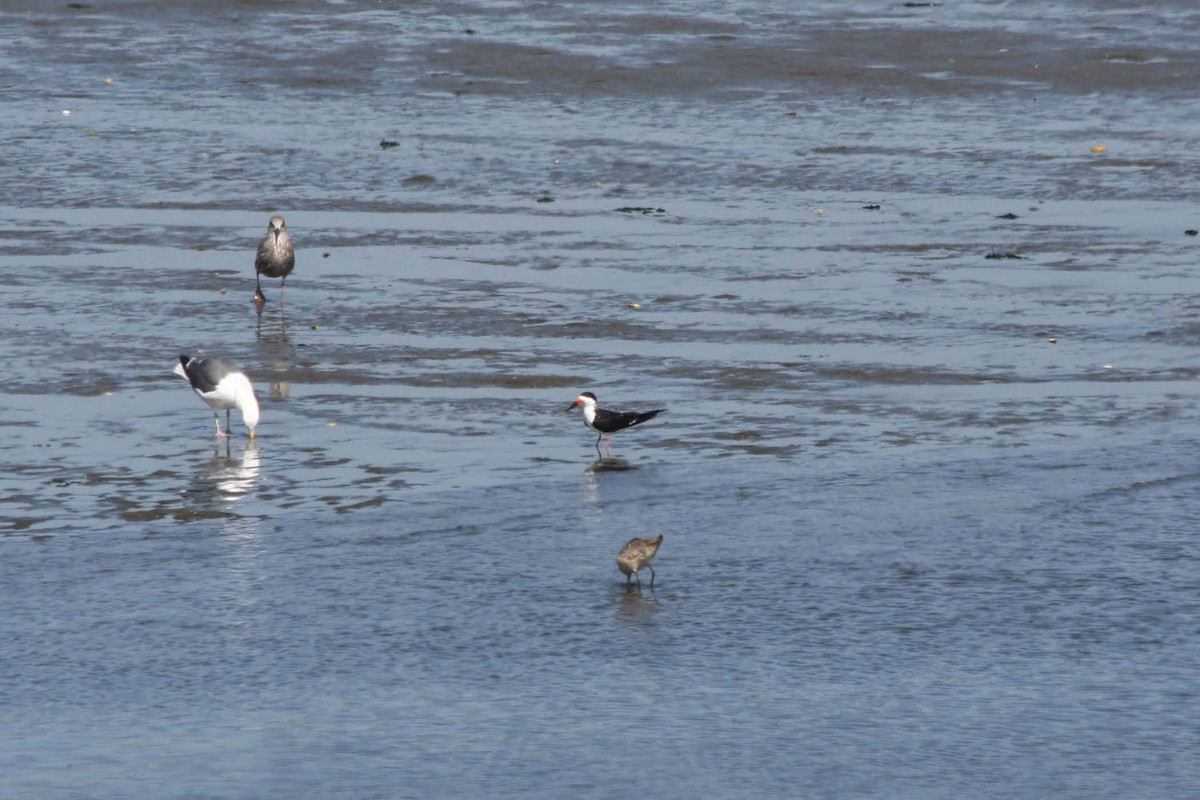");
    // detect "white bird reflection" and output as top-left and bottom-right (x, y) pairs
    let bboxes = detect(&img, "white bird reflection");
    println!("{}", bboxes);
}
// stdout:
(197, 439), (261, 503)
